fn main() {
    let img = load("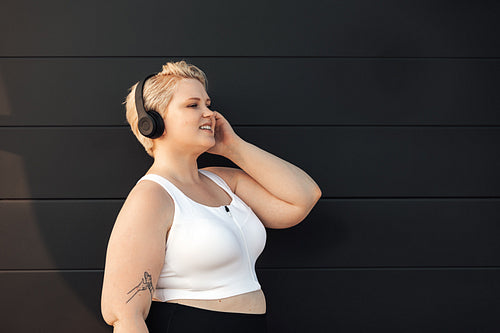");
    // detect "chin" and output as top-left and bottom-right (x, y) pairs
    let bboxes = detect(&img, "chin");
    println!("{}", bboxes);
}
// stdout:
(205, 138), (216, 147)
(198, 139), (216, 151)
